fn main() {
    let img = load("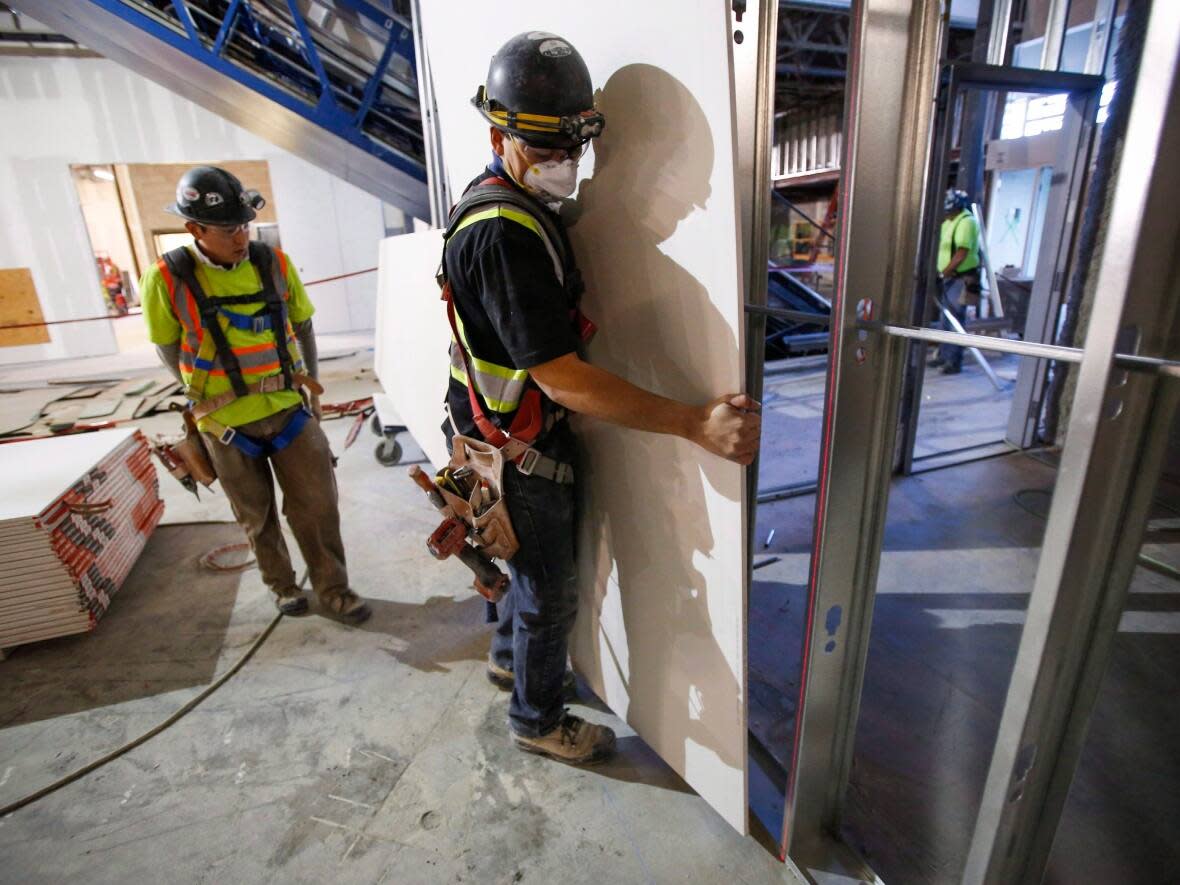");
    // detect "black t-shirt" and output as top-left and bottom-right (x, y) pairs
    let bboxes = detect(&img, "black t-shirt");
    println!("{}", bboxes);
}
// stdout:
(442, 163), (580, 443)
